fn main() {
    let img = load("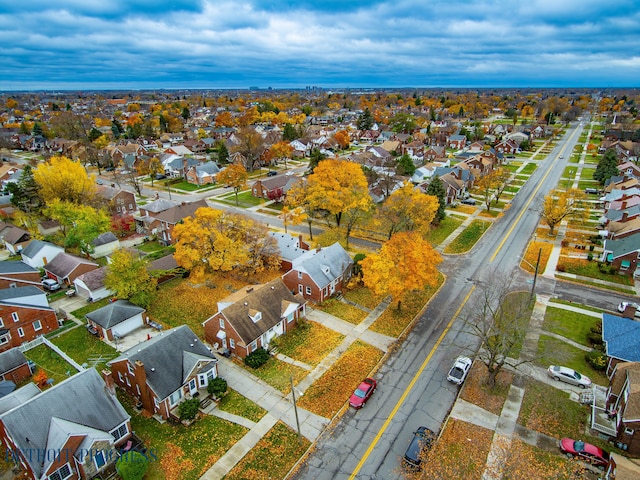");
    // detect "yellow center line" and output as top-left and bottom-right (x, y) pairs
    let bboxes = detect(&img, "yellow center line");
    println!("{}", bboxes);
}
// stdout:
(348, 285), (476, 479)
(489, 128), (579, 263)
